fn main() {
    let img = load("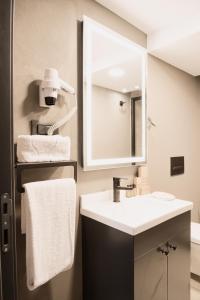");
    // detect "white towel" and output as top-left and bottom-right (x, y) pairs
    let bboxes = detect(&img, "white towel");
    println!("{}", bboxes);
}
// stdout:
(17, 135), (71, 162)
(21, 178), (76, 290)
